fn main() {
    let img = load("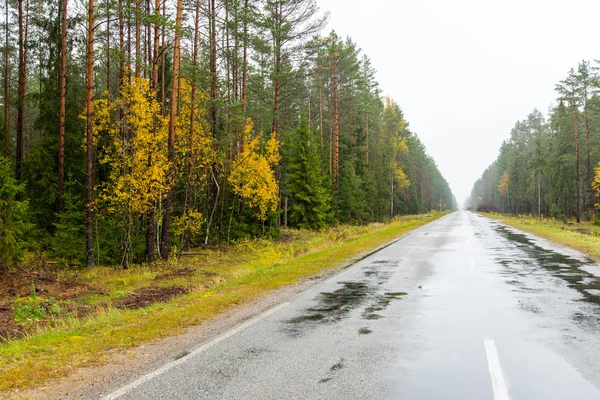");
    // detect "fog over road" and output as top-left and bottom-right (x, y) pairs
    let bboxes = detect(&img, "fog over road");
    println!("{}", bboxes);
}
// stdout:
(101, 212), (600, 400)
